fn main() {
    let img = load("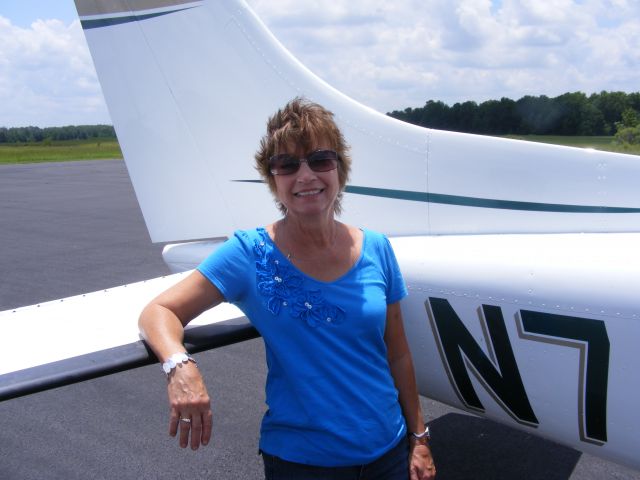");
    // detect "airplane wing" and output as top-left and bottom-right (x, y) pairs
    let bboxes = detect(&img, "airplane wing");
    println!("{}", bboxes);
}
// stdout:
(0, 272), (258, 402)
